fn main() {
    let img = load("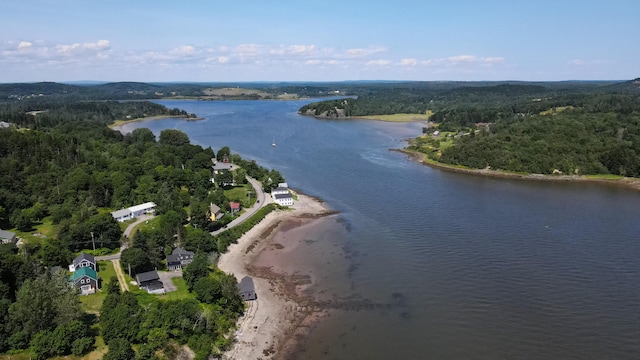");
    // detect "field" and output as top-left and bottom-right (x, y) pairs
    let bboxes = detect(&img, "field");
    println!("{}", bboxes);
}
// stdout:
(358, 111), (434, 122)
